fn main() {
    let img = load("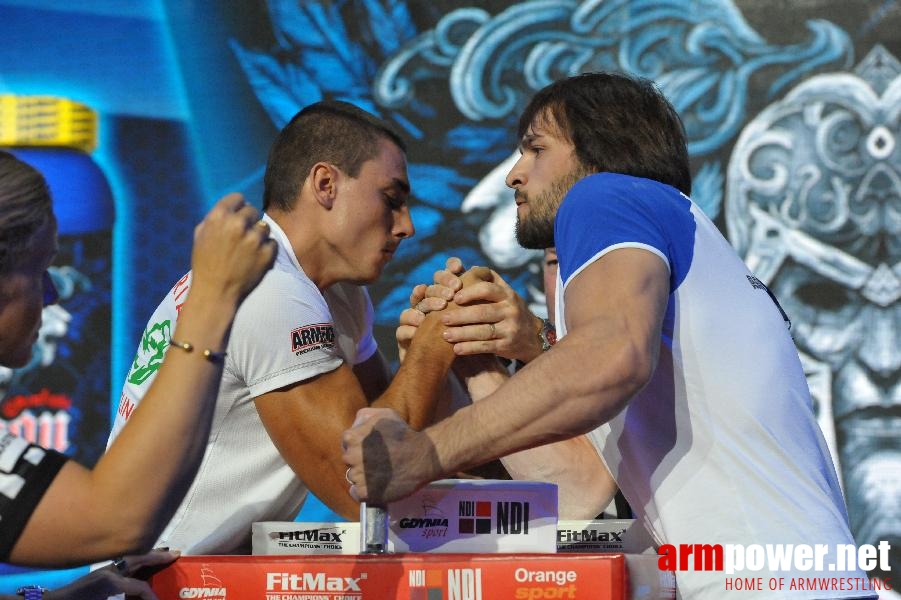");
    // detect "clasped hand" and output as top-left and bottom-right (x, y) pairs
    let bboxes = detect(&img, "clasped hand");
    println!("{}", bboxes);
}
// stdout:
(341, 264), (496, 506)
(397, 257), (543, 363)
